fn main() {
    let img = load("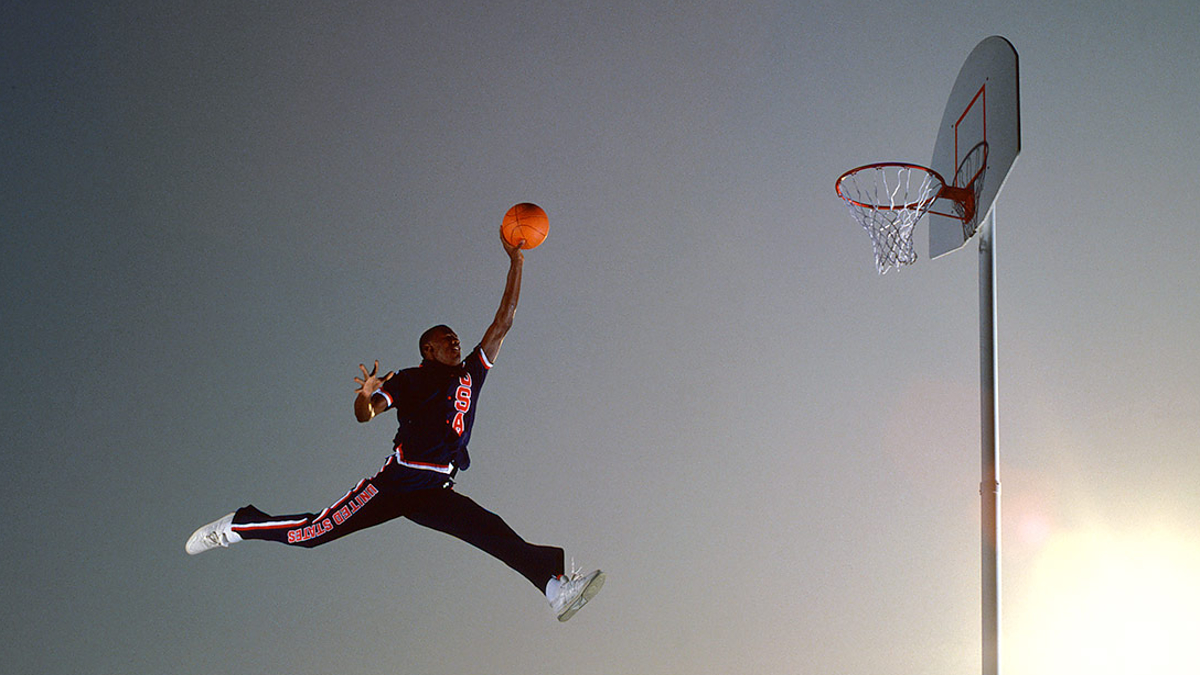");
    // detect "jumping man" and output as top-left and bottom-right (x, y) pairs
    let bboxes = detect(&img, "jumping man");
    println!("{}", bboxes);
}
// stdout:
(186, 228), (604, 622)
